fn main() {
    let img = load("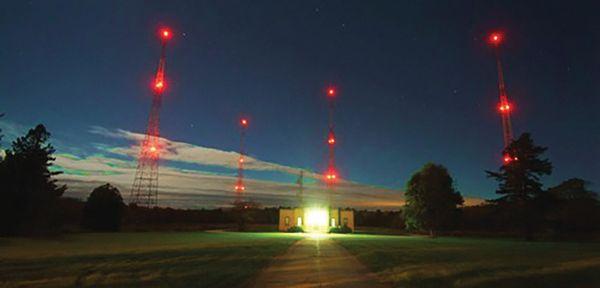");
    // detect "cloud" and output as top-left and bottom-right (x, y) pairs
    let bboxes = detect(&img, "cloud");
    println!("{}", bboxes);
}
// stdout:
(89, 126), (322, 178)
(49, 126), (409, 209)
(55, 152), (406, 209)
(4, 123), (480, 210)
